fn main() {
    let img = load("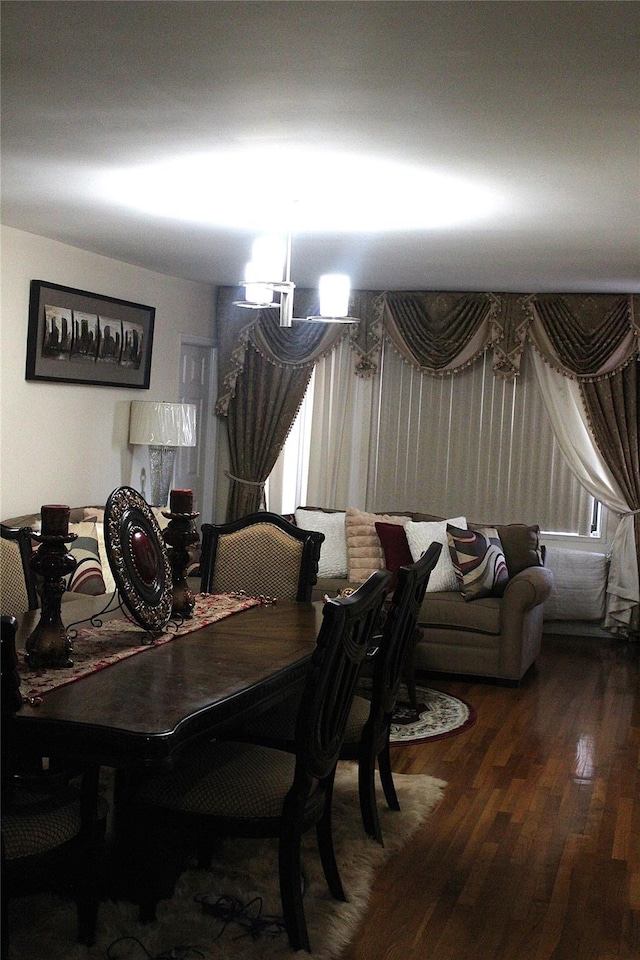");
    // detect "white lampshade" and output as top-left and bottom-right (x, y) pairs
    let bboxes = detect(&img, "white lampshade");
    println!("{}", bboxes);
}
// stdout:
(319, 274), (350, 318)
(251, 234), (286, 280)
(129, 401), (197, 447)
(244, 260), (274, 306)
